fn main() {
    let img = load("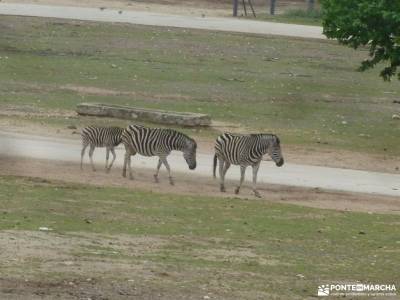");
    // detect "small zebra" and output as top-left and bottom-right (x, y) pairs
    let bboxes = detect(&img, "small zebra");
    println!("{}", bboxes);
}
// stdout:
(80, 126), (124, 172)
(213, 133), (284, 198)
(122, 124), (197, 185)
